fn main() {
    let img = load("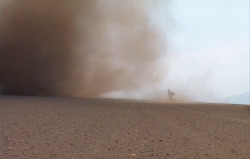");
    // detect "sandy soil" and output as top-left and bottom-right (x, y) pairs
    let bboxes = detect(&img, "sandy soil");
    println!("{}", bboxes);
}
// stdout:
(1, 96), (250, 159)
